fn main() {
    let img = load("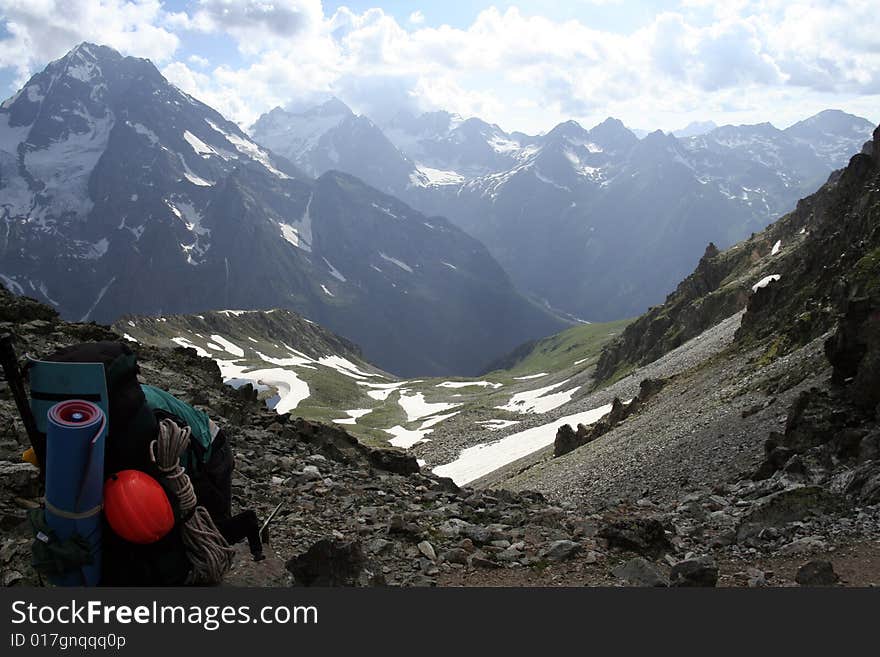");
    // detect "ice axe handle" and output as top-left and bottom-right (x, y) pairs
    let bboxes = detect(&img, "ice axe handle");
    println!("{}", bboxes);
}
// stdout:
(0, 334), (43, 472)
